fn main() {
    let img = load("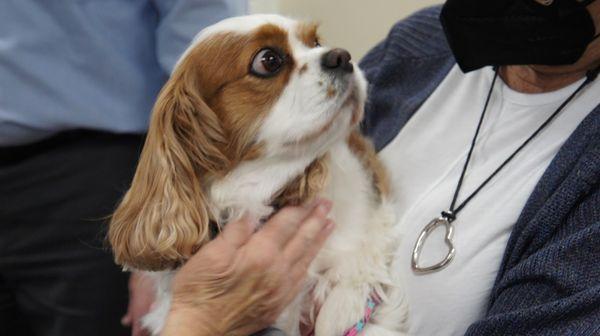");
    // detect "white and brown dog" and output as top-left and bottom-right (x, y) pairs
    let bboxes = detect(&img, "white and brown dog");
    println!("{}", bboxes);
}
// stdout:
(109, 14), (407, 336)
